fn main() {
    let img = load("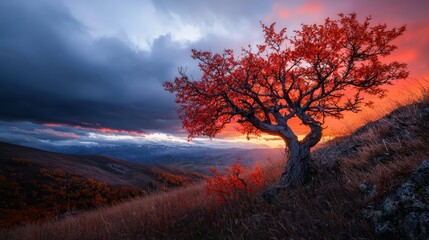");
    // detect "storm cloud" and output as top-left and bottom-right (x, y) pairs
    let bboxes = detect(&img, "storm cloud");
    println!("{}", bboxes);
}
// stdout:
(0, 0), (273, 133)
(0, 1), (171, 131)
